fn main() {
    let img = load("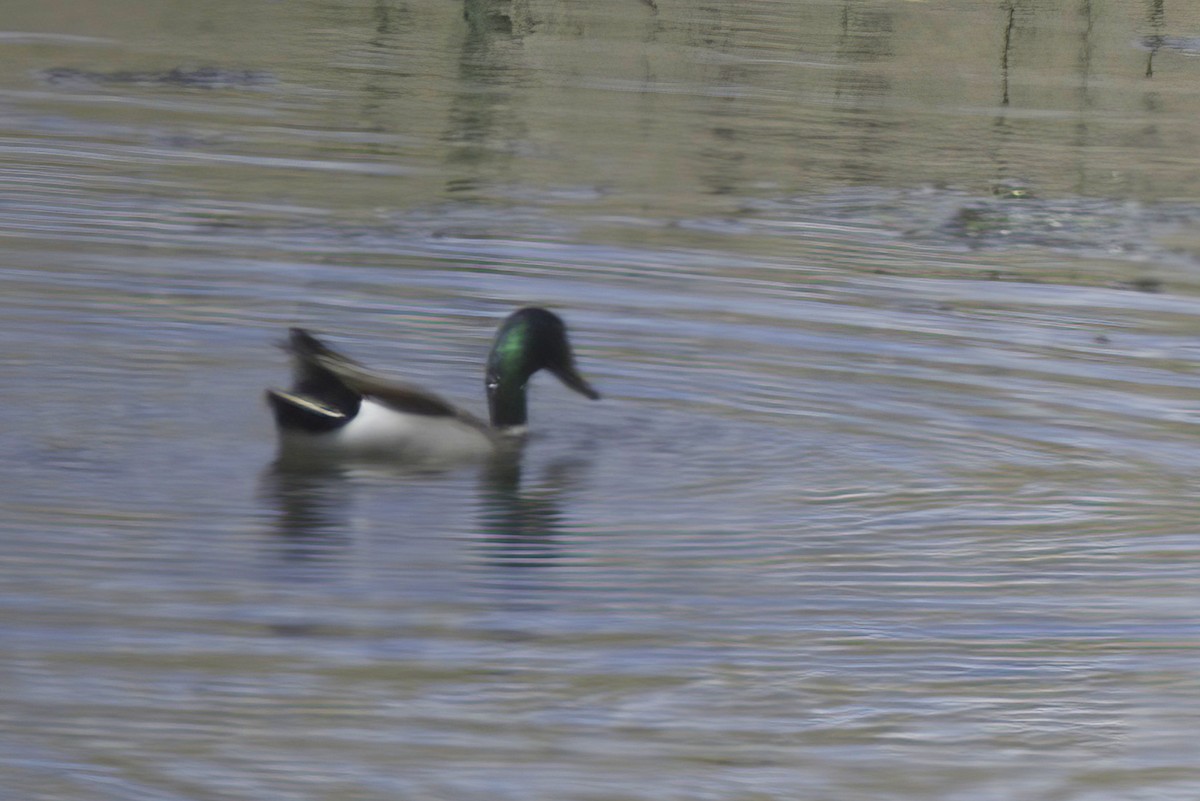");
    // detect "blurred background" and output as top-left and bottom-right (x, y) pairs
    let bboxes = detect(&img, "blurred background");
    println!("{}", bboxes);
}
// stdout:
(2, 1), (1199, 798)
